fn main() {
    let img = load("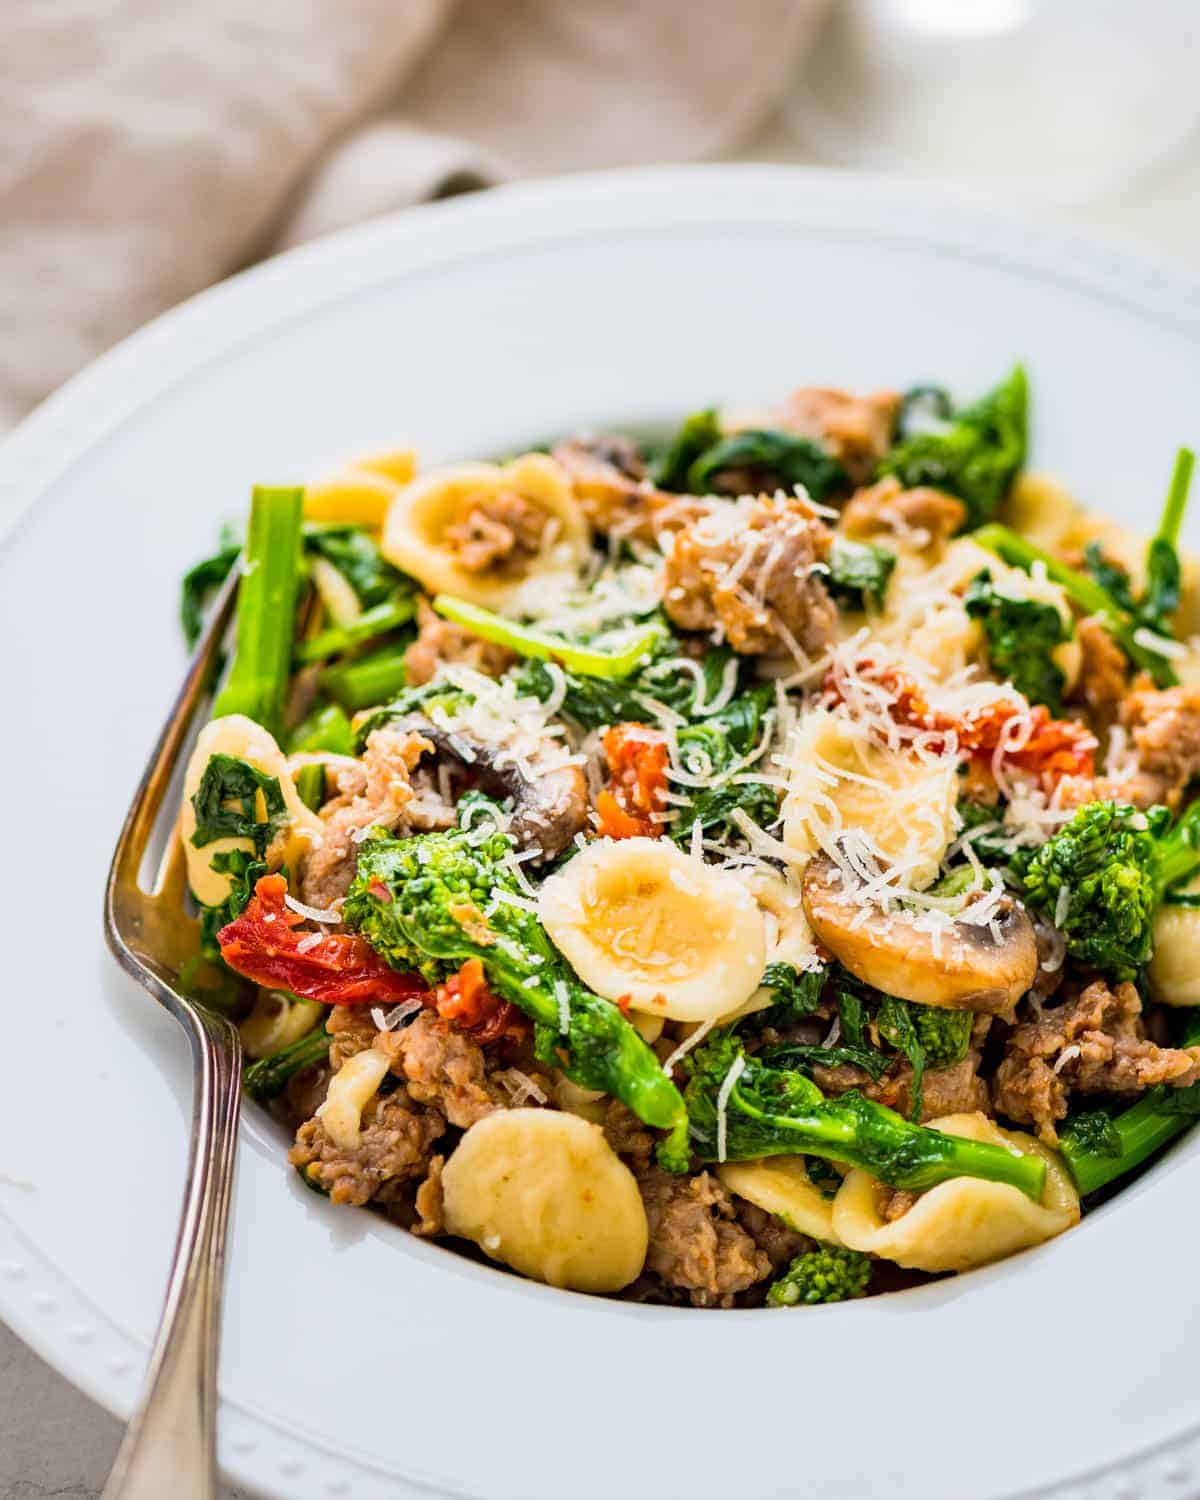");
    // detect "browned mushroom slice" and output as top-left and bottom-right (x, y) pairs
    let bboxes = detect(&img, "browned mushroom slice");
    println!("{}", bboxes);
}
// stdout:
(392, 715), (588, 859)
(800, 854), (1037, 1018)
